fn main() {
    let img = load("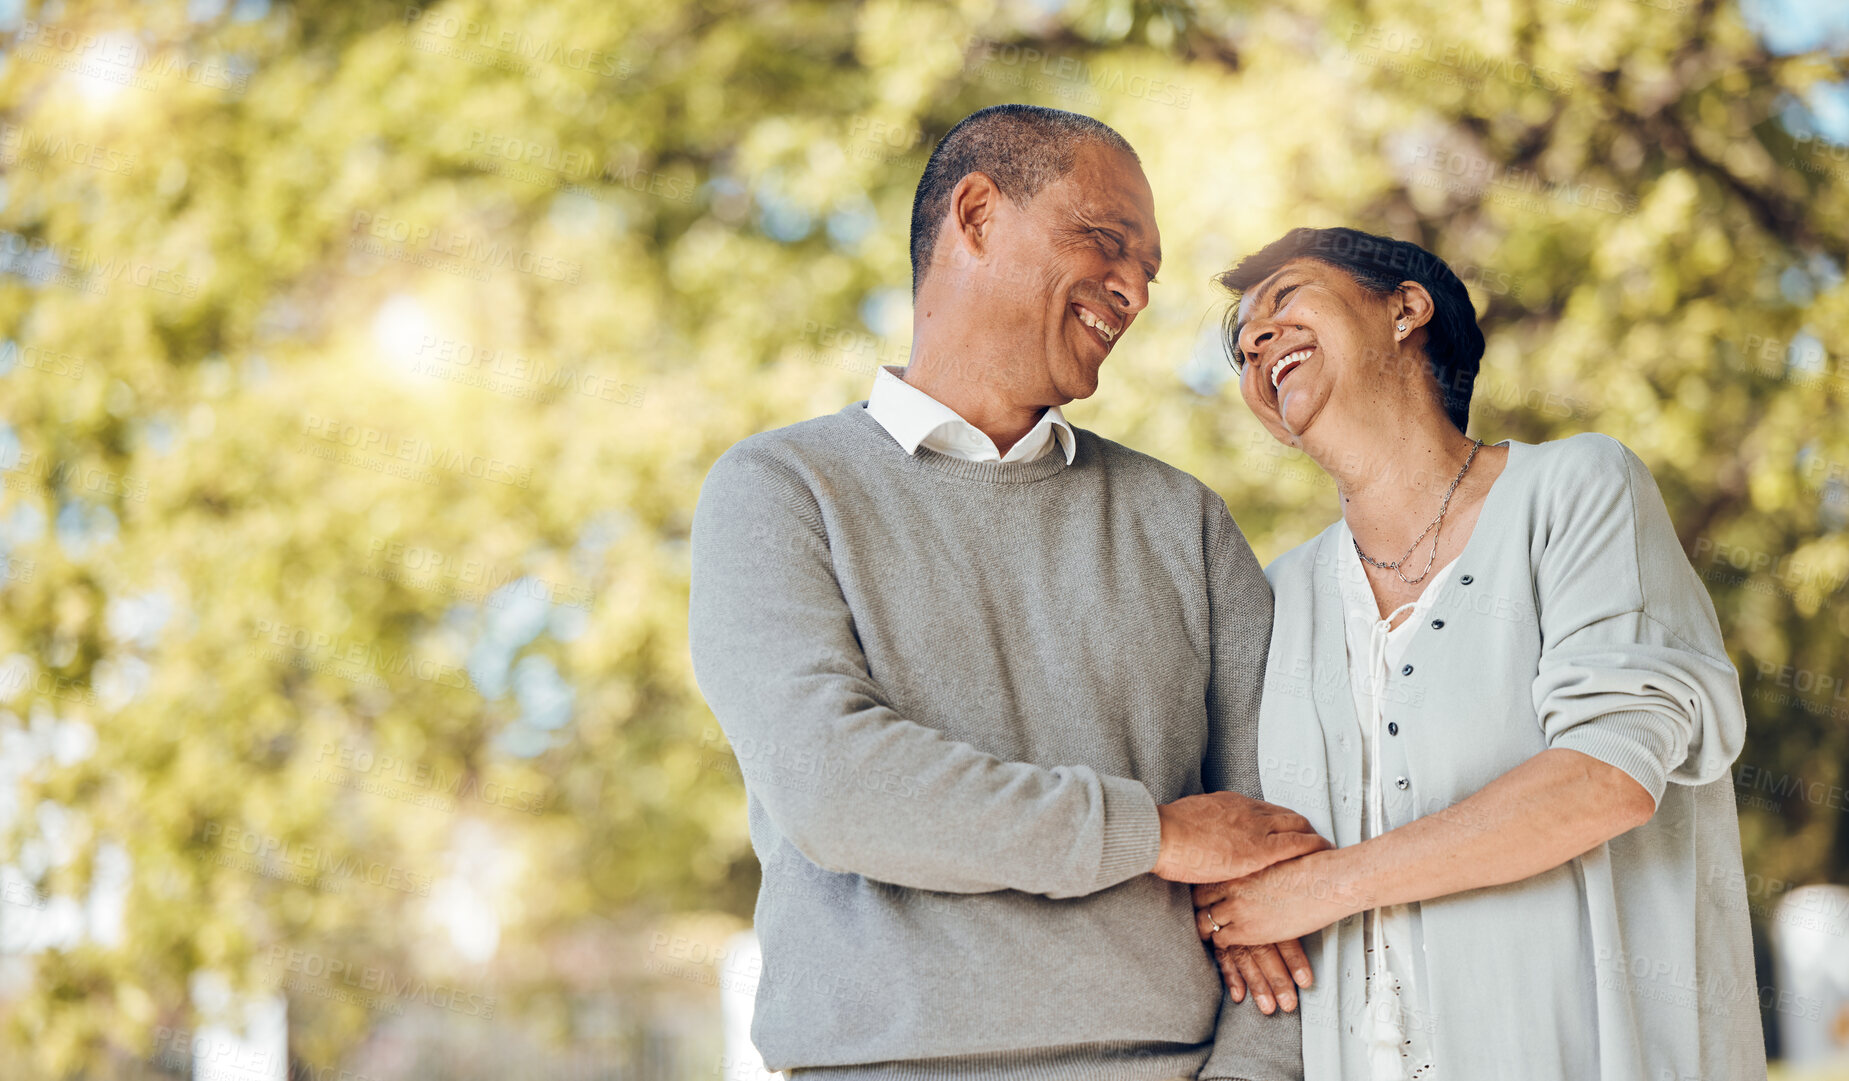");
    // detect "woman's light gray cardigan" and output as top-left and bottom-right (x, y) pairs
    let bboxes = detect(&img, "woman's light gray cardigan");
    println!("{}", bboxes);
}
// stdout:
(1254, 433), (1765, 1080)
